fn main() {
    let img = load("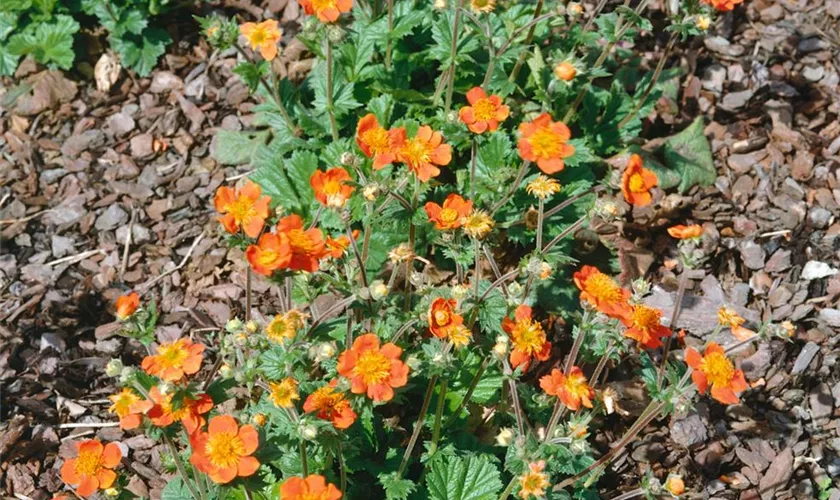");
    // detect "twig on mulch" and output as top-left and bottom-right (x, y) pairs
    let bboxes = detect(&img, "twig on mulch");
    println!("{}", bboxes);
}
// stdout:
(138, 231), (206, 294)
